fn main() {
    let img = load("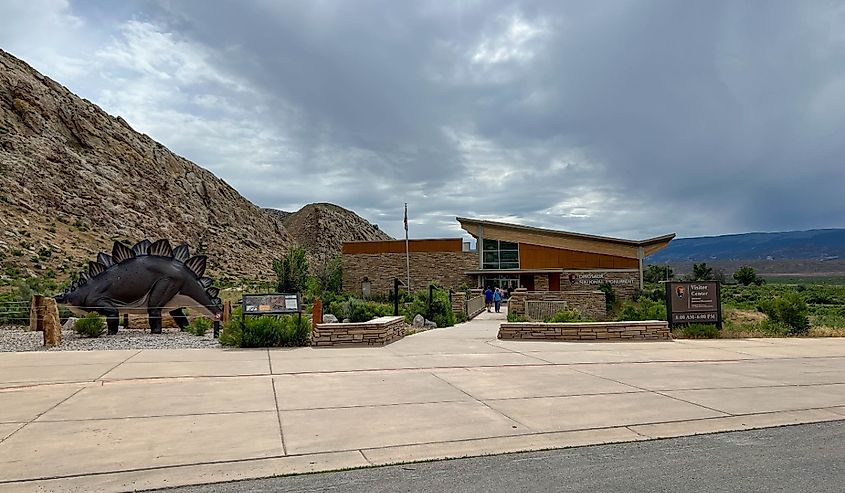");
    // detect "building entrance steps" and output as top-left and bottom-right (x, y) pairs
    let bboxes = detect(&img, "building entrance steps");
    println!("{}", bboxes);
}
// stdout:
(1, 316), (844, 492)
